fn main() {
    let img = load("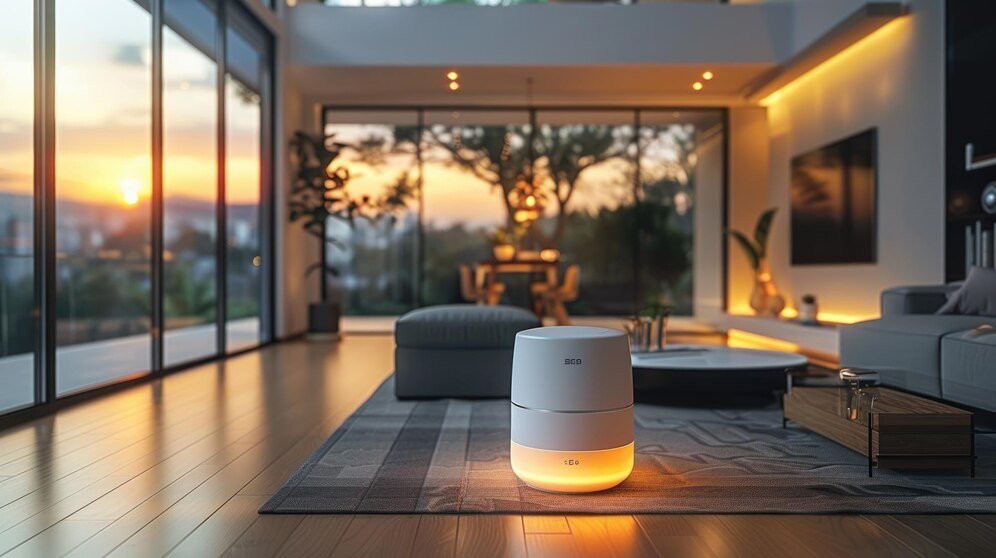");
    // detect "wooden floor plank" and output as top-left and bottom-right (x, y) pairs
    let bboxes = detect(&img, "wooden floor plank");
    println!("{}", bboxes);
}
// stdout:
(563, 515), (659, 558)
(166, 494), (269, 557)
(455, 515), (526, 558)
(634, 515), (715, 557)
(222, 515), (304, 558)
(860, 516), (958, 558)
(274, 516), (352, 558)
(330, 515), (421, 558)
(522, 514), (571, 534)
(2, 519), (112, 558)
(887, 515), (996, 558)
(410, 515), (458, 558)
(765, 516), (924, 557)
(684, 515), (817, 558)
